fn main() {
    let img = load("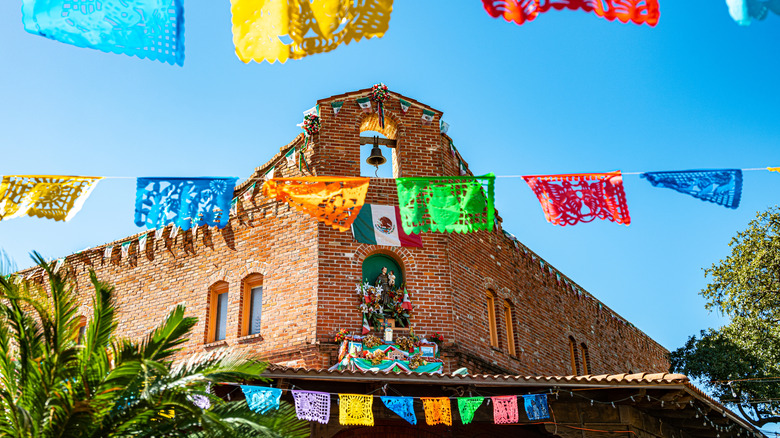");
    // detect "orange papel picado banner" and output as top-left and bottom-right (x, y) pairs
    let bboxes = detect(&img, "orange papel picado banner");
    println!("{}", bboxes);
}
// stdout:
(262, 177), (369, 232)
